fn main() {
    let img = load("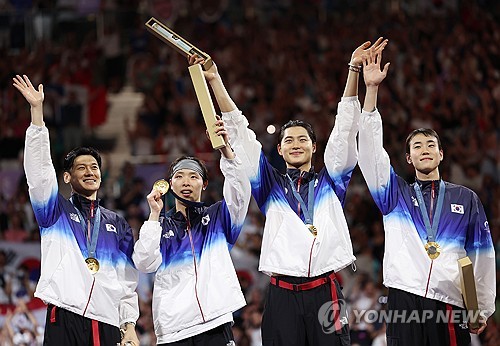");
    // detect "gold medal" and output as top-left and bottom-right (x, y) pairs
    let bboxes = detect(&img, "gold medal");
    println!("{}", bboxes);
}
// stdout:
(85, 257), (100, 274)
(153, 179), (170, 195)
(424, 242), (441, 260)
(306, 224), (318, 237)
